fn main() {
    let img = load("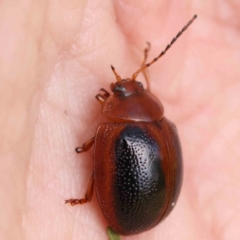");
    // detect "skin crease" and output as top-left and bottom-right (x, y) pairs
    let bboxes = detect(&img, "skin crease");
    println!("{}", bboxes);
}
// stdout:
(0, 0), (240, 239)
